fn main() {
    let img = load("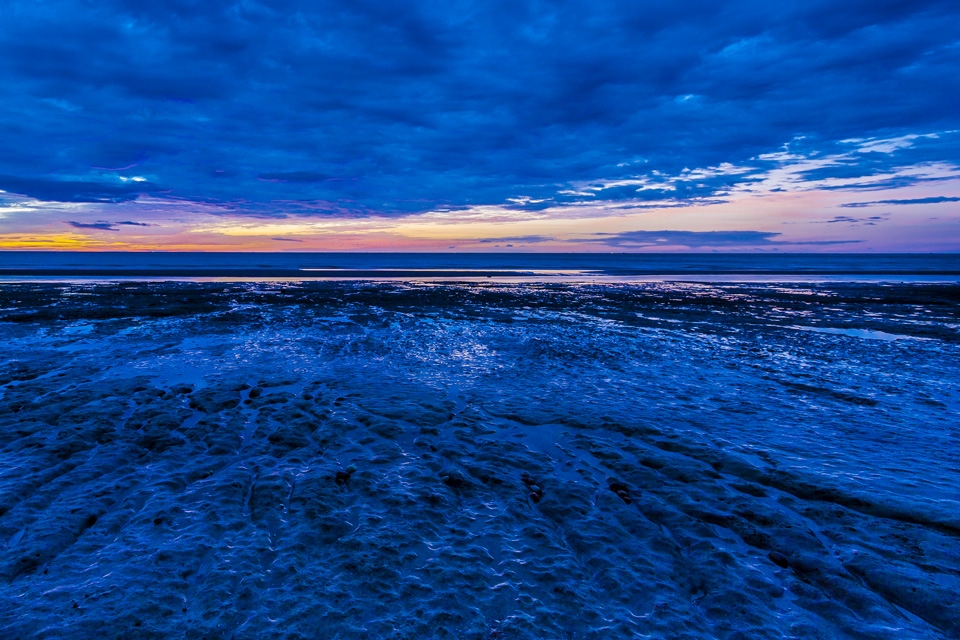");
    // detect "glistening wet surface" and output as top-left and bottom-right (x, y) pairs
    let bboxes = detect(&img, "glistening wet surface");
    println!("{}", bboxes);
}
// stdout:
(0, 281), (957, 639)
